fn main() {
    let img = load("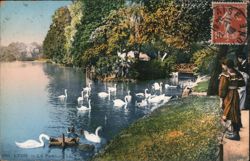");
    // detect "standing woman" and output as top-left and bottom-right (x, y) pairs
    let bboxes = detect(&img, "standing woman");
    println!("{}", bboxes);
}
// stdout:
(218, 59), (245, 141)
(236, 54), (249, 110)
